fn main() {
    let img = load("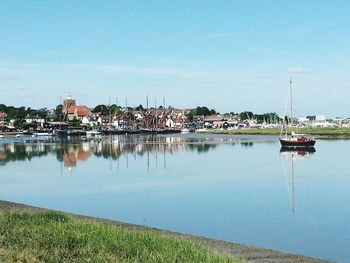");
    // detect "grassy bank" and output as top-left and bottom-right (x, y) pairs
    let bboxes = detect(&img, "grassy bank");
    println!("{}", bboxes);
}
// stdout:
(196, 127), (350, 137)
(0, 211), (240, 263)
